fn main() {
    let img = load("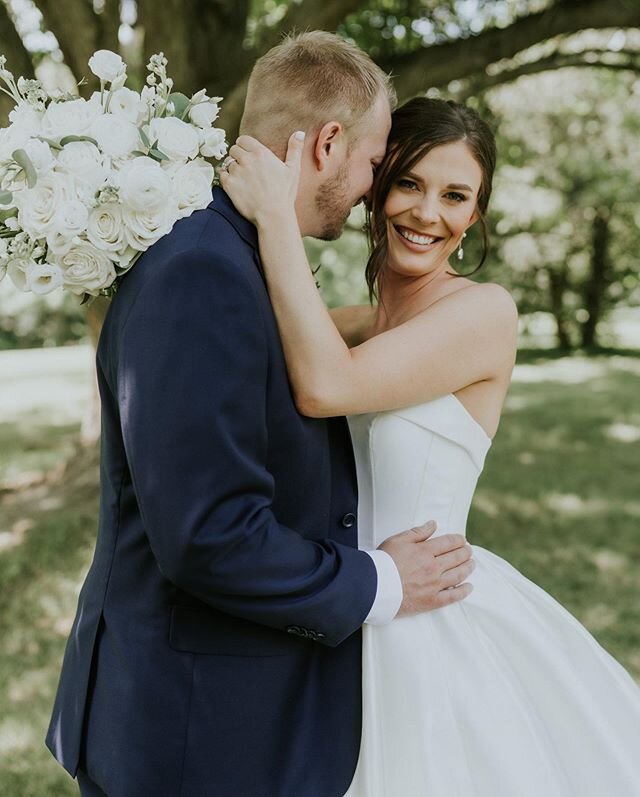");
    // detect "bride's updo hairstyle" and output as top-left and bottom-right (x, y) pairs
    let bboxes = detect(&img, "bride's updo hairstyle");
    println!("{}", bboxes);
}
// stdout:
(366, 98), (496, 301)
